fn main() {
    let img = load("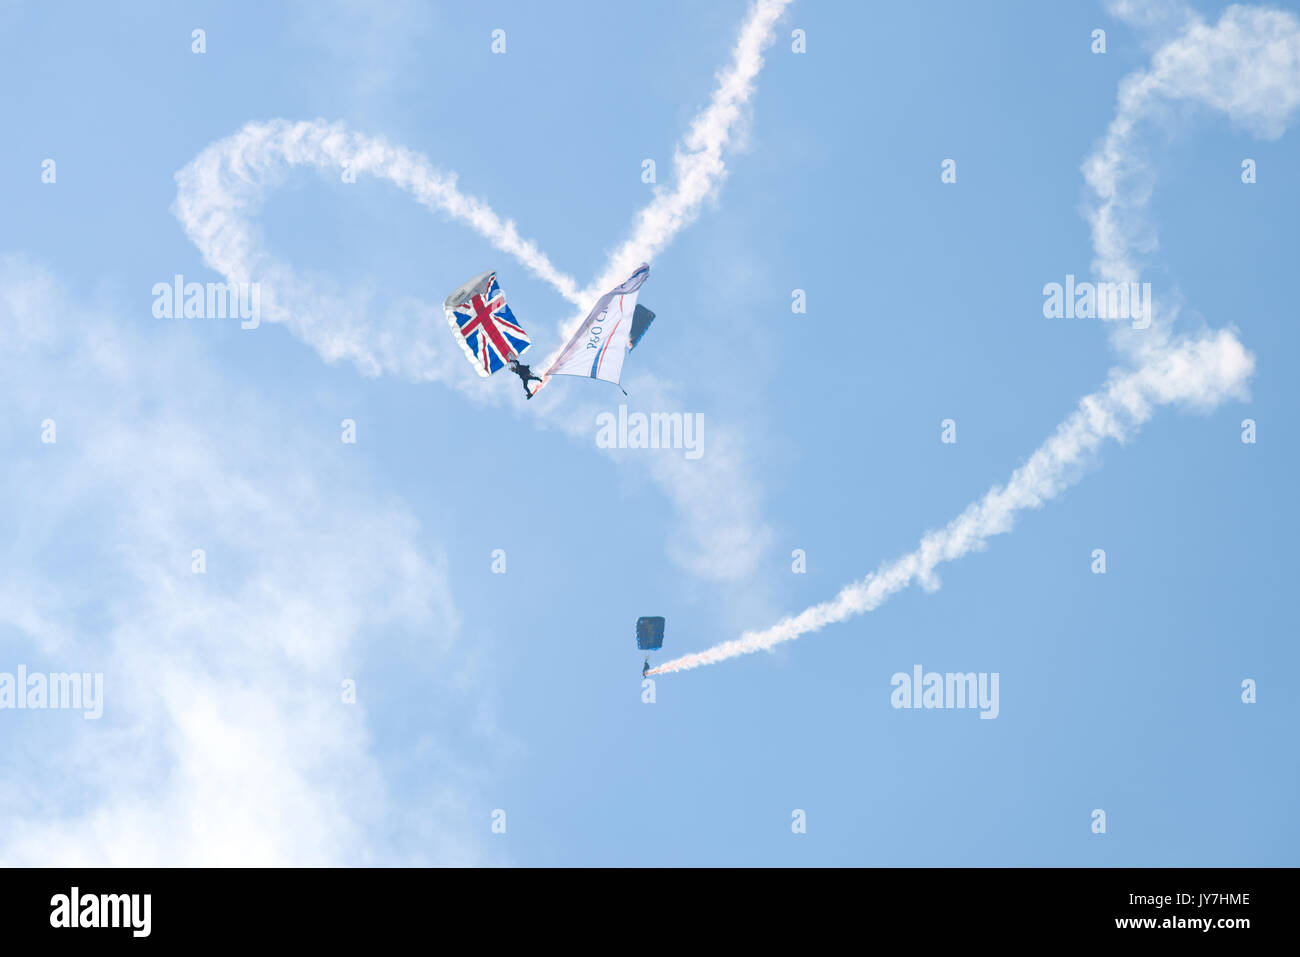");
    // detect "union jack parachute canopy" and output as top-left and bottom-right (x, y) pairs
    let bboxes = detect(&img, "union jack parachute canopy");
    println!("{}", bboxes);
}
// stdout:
(443, 270), (531, 377)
